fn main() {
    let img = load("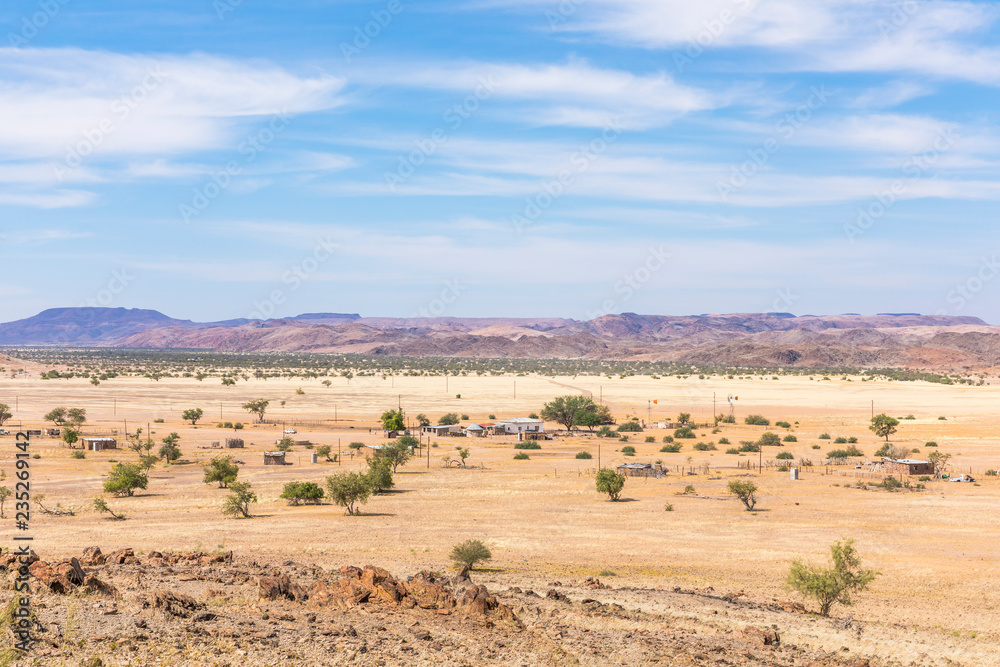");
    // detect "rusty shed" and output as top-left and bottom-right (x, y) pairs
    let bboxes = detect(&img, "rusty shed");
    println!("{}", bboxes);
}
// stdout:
(883, 458), (934, 476)
(83, 437), (117, 452)
(263, 451), (287, 466)
(225, 438), (245, 449)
